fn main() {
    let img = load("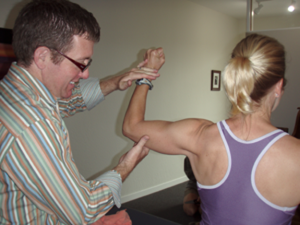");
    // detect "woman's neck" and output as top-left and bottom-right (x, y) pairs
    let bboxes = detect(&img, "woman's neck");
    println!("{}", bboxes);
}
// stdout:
(227, 110), (275, 141)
